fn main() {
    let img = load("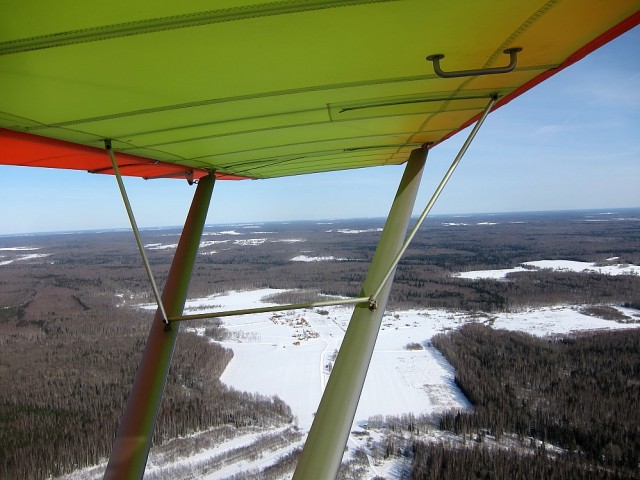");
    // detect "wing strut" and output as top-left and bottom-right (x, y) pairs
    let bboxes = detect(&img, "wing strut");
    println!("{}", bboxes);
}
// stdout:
(105, 140), (169, 324)
(169, 296), (371, 321)
(104, 172), (216, 479)
(294, 95), (496, 479)
(293, 146), (428, 479)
